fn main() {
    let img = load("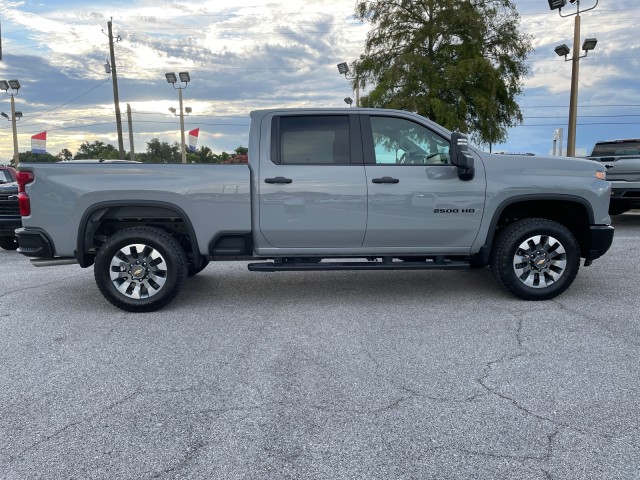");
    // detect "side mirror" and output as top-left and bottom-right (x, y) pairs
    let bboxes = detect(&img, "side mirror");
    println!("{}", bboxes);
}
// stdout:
(450, 132), (475, 181)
